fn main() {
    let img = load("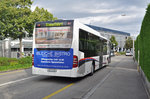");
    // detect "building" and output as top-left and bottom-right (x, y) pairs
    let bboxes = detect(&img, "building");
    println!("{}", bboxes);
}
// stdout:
(0, 38), (32, 58)
(0, 39), (11, 57)
(11, 38), (32, 58)
(86, 25), (130, 51)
